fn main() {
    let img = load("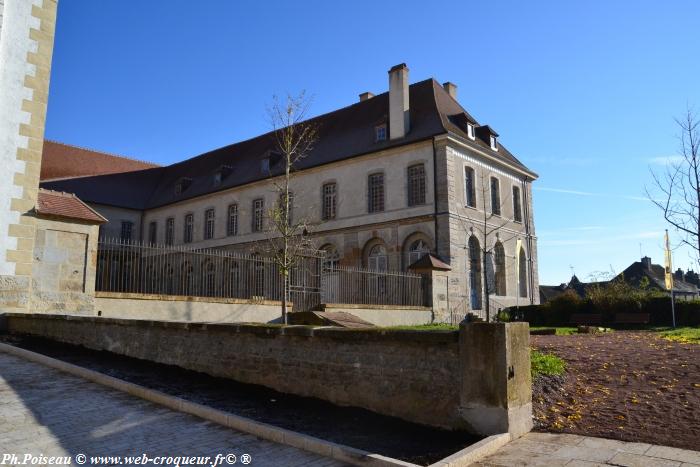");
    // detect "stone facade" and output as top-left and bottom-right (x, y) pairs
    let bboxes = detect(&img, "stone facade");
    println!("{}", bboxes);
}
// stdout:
(30, 216), (100, 314)
(0, 0), (58, 312)
(2, 313), (533, 437)
(90, 133), (538, 320)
